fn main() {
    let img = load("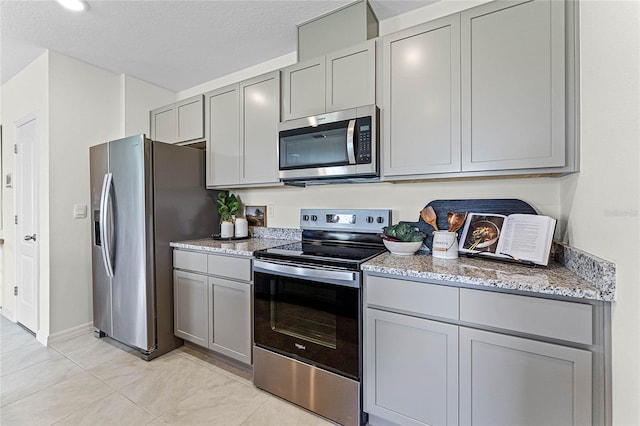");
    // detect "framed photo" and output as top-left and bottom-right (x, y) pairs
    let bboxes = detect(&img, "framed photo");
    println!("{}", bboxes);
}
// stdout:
(245, 205), (267, 227)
